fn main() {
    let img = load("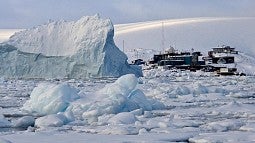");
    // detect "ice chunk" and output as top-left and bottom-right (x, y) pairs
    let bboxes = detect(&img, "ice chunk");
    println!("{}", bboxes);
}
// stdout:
(35, 114), (66, 128)
(0, 15), (142, 79)
(108, 112), (137, 125)
(22, 82), (79, 115)
(100, 125), (139, 135)
(127, 89), (153, 111)
(67, 74), (164, 122)
(13, 116), (35, 128)
(34, 111), (75, 128)
(171, 85), (191, 96)
(60, 111), (75, 123)
(98, 74), (138, 97)
(201, 119), (244, 132)
(192, 83), (209, 95)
